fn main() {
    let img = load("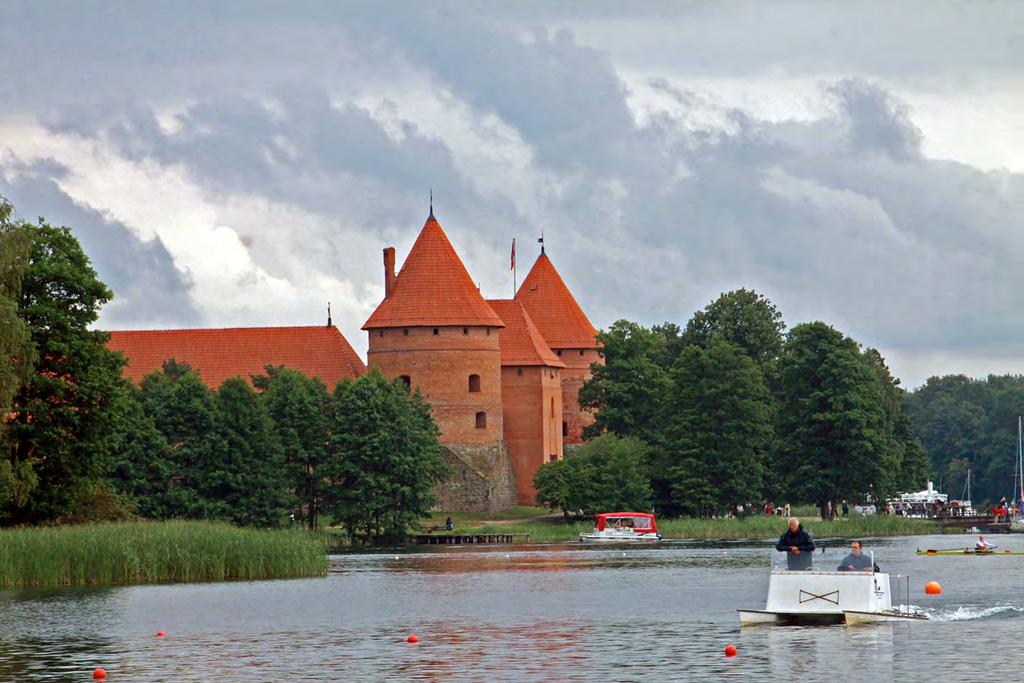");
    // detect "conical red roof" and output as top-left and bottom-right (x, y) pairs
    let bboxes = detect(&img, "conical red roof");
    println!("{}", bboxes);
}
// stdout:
(516, 253), (598, 349)
(487, 299), (565, 368)
(363, 215), (505, 330)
